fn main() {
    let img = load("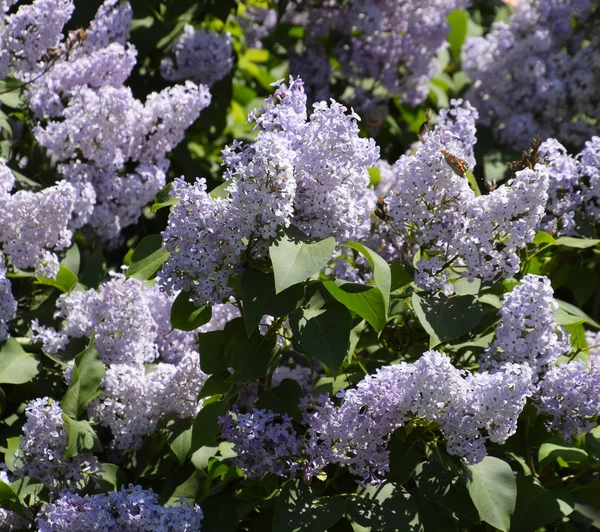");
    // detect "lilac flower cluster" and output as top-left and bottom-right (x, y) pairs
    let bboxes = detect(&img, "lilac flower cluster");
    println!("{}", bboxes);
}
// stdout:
(463, 0), (600, 149)
(536, 360), (600, 439)
(0, 254), (17, 342)
(0, 160), (78, 278)
(31, 275), (210, 452)
(161, 25), (233, 87)
(287, 0), (469, 112)
(534, 136), (600, 235)
(0, 0), (74, 80)
(222, 351), (534, 483)
(1, 0), (212, 240)
(482, 275), (569, 377)
(14, 398), (100, 493)
(88, 350), (205, 452)
(37, 485), (203, 531)
(384, 100), (548, 293)
(161, 77), (378, 305)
